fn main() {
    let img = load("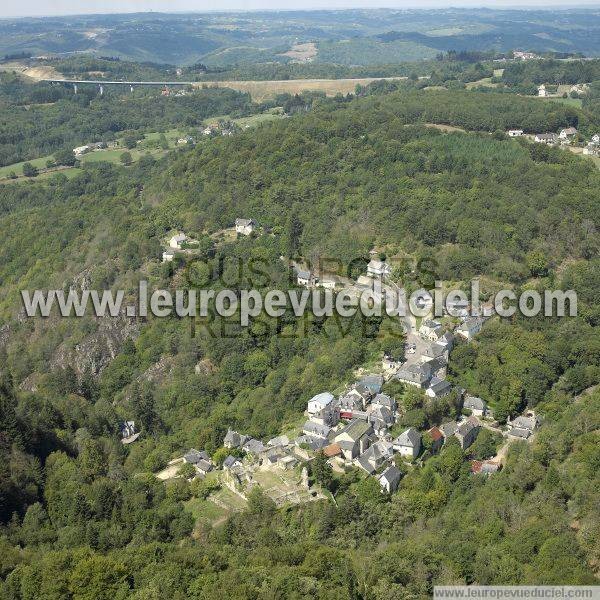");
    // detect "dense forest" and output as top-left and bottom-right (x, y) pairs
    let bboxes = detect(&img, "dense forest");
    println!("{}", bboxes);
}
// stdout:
(0, 71), (599, 598)
(42, 56), (179, 82)
(501, 58), (600, 87)
(359, 87), (590, 132)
